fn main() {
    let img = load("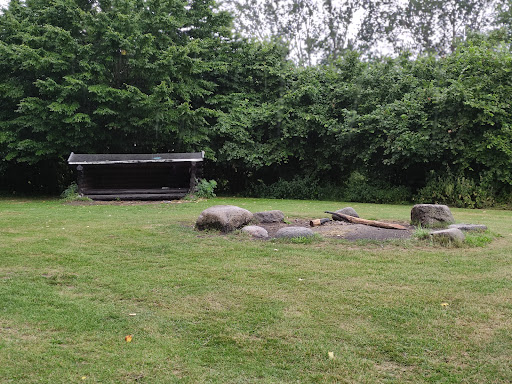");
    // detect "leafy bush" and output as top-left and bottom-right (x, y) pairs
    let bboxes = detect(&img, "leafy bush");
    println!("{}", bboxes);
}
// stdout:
(60, 183), (91, 201)
(495, 192), (512, 209)
(246, 176), (321, 200)
(60, 183), (79, 199)
(195, 179), (217, 199)
(414, 174), (495, 208)
(246, 172), (413, 203)
(341, 172), (412, 204)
